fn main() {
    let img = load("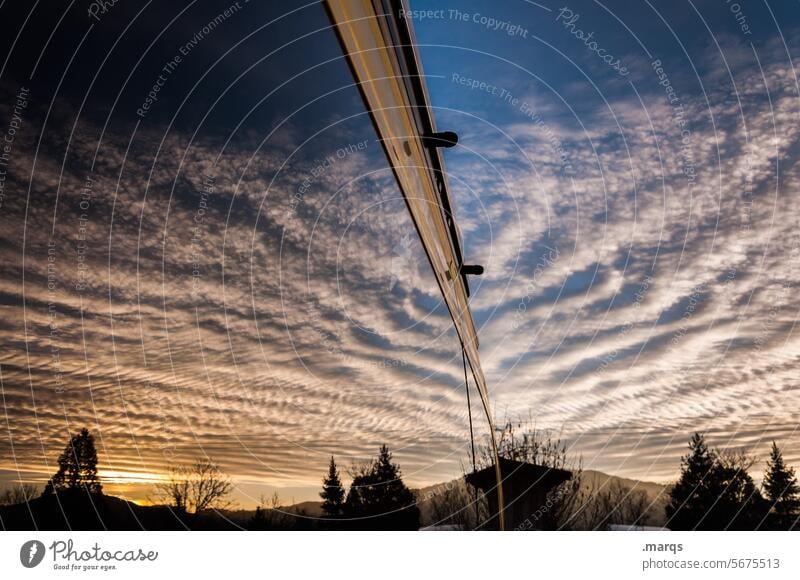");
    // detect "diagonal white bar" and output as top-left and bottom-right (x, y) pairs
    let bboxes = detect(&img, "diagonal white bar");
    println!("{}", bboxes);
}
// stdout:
(324, 0), (505, 529)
